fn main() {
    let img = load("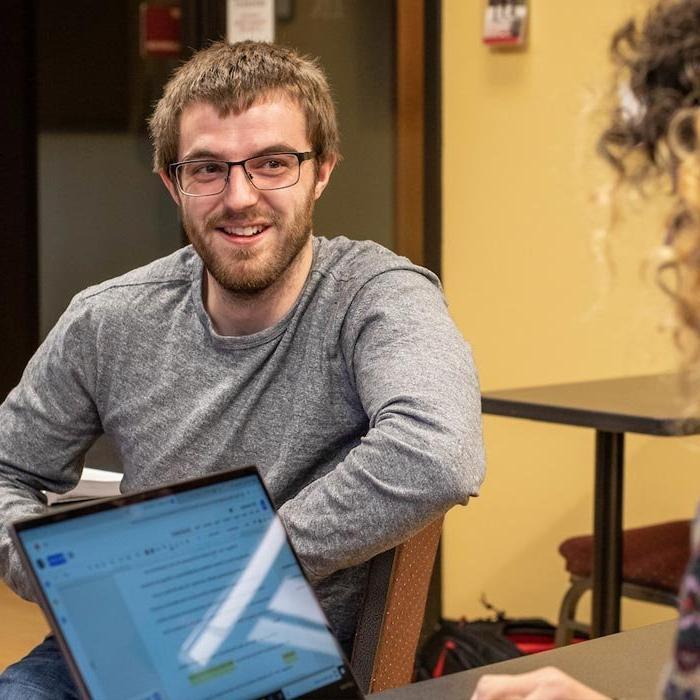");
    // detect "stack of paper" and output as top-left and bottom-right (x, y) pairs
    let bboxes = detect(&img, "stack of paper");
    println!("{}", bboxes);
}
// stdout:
(45, 467), (123, 506)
